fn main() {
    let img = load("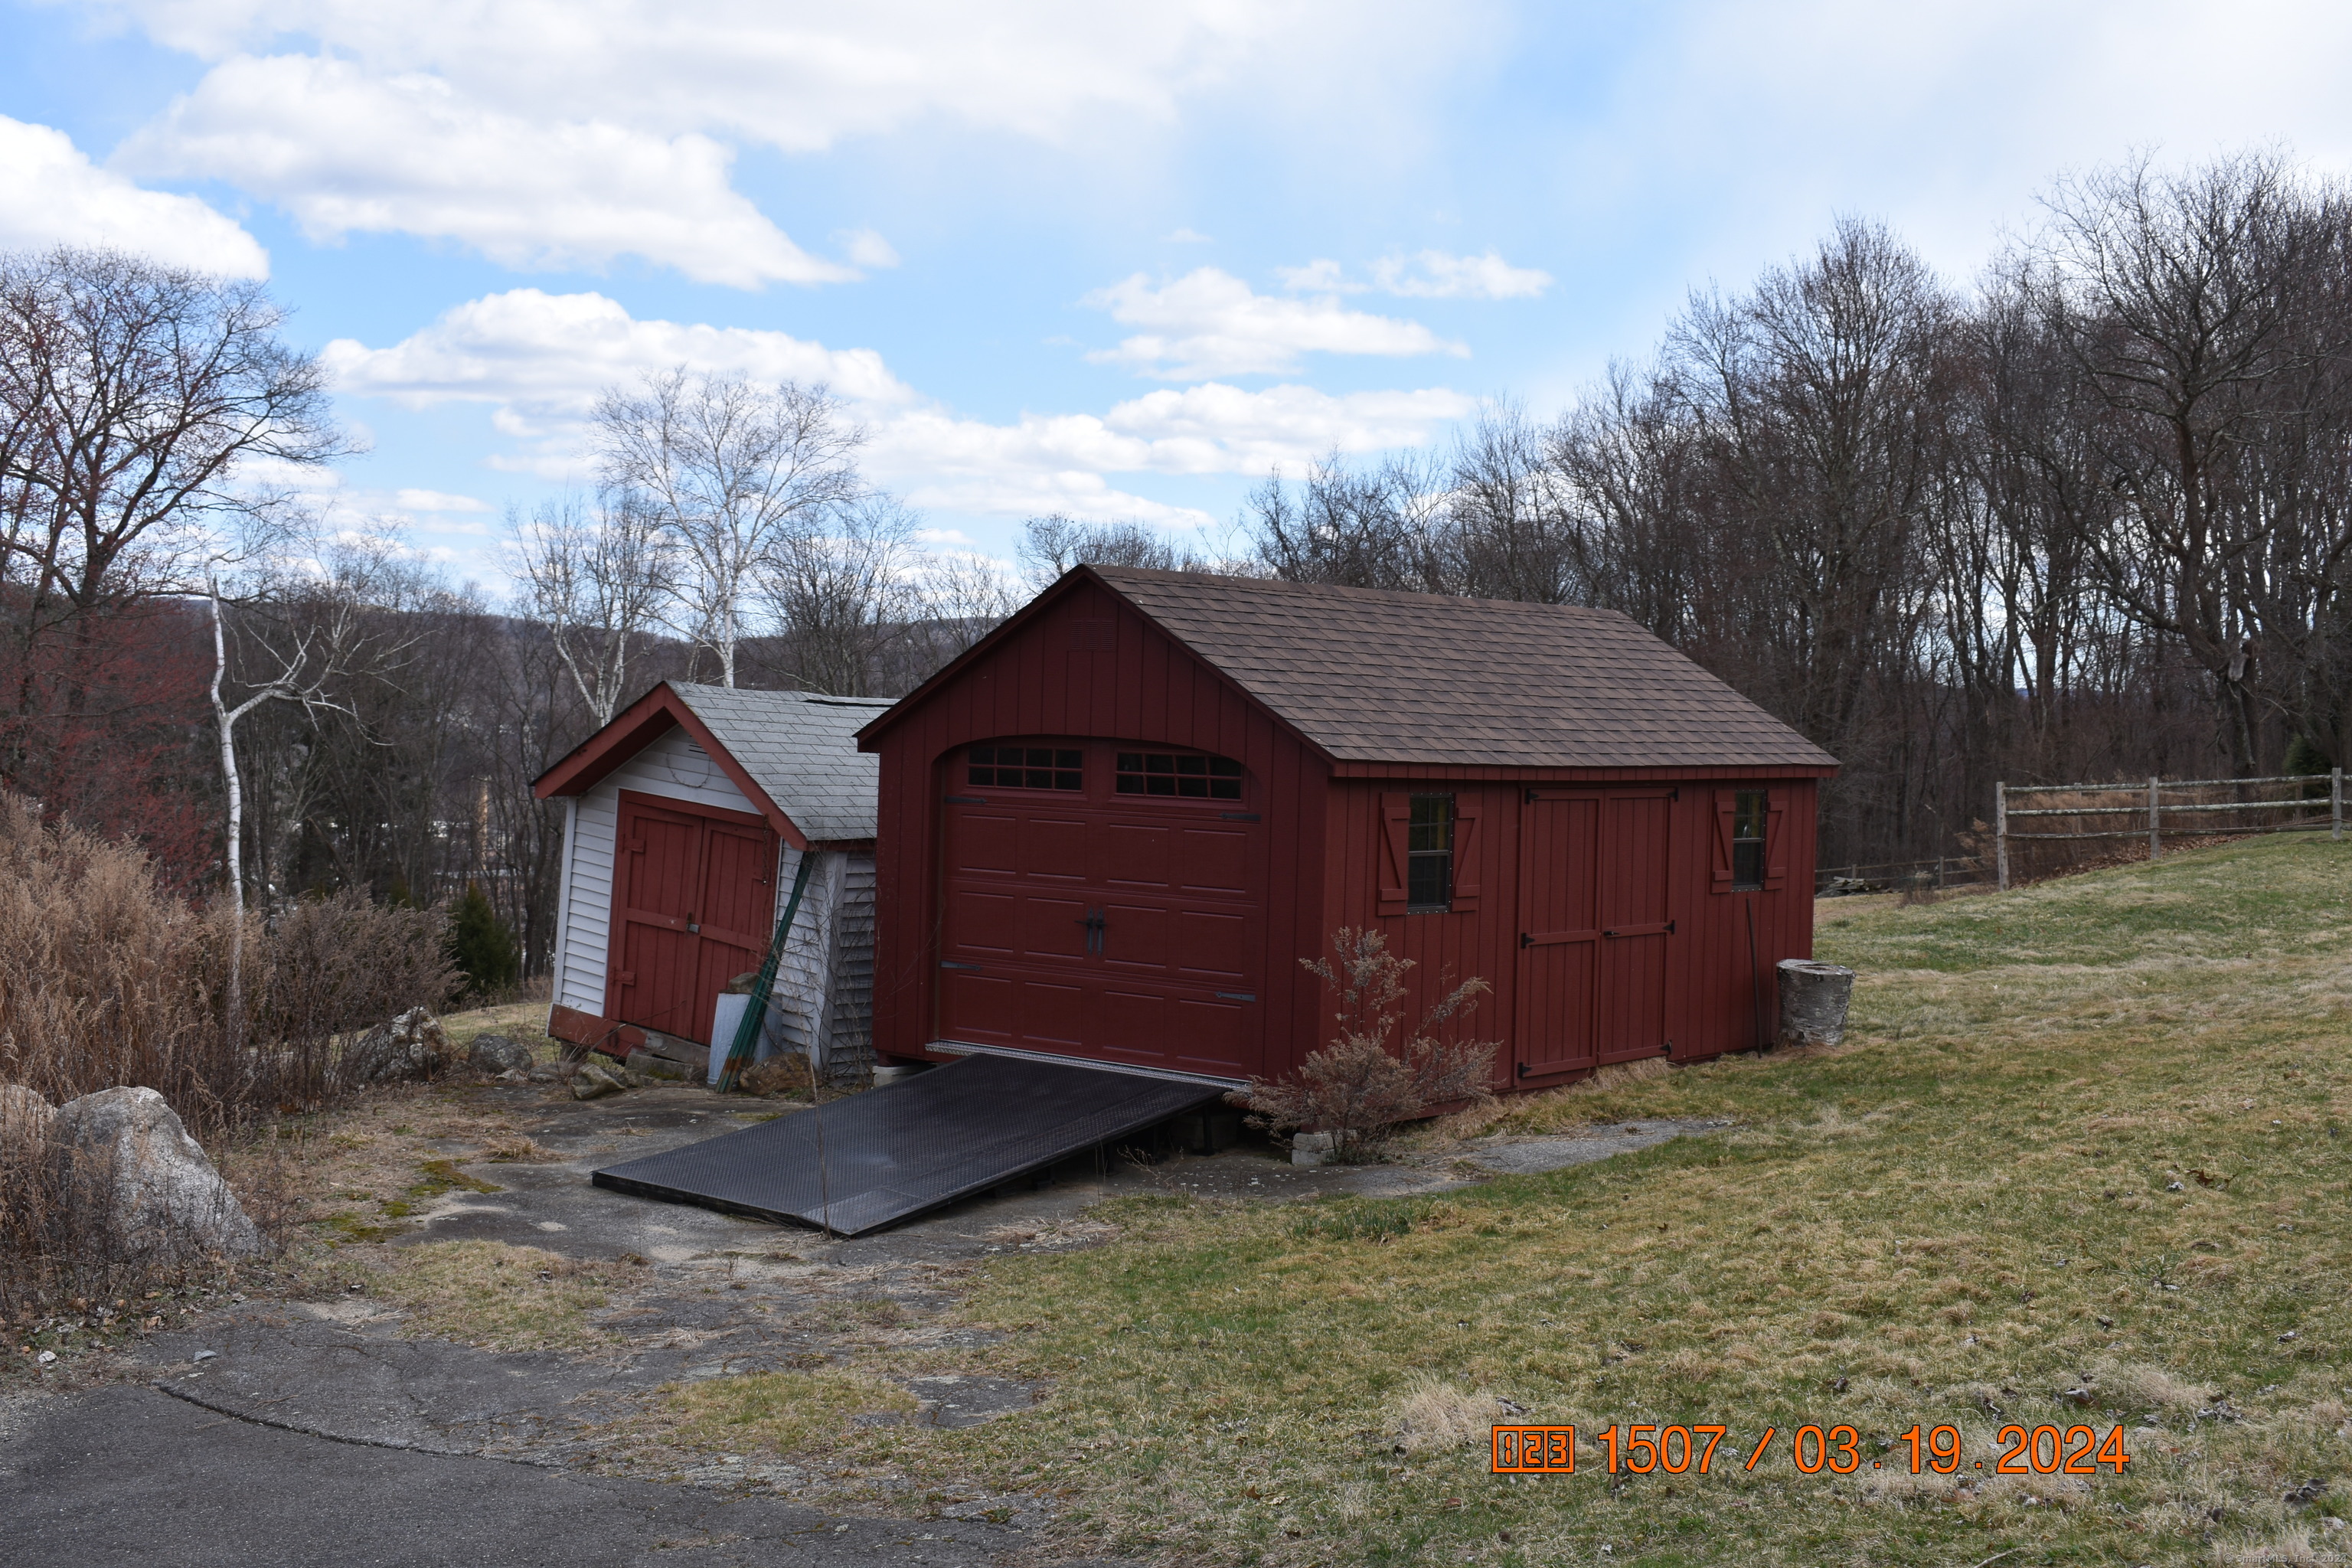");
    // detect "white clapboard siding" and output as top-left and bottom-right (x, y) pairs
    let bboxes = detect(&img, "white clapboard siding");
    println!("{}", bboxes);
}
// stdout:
(553, 727), (763, 1018)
